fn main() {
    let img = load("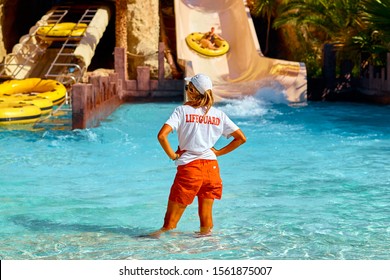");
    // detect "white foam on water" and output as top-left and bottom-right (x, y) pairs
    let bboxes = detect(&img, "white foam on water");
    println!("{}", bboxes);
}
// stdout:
(255, 86), (290, 104)
(217, 96), (269, 118)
